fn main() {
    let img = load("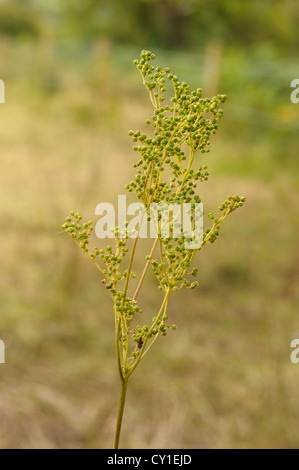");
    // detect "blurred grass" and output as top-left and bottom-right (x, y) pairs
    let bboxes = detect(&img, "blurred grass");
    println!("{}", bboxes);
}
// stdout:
(0, 38), (299, 448)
